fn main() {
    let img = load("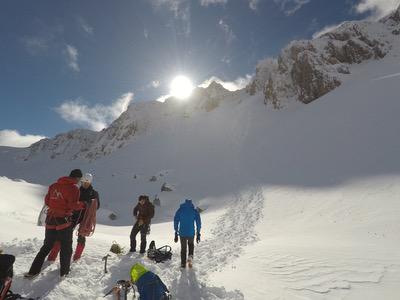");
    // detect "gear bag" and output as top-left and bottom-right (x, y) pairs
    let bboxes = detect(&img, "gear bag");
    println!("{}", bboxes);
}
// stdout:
(147, 241), (172, 263)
